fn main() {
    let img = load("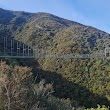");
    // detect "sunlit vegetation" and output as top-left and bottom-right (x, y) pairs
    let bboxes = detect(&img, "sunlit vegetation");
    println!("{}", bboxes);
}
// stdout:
(0, 62), (73, 110)
(0, 8), (110, 109)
